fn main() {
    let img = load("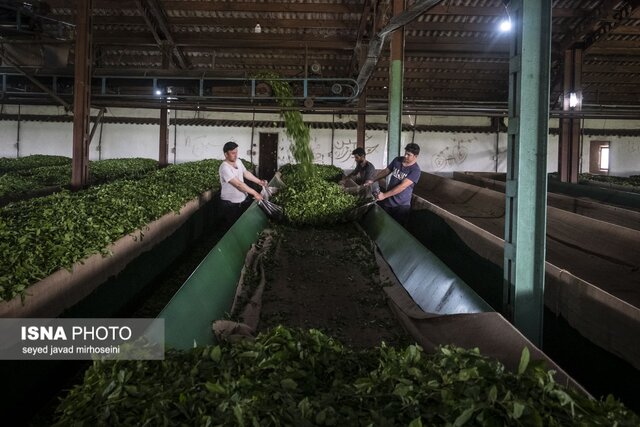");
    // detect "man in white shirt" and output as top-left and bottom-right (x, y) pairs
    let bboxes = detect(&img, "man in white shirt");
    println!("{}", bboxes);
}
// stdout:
(219, 141), (267, 227)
